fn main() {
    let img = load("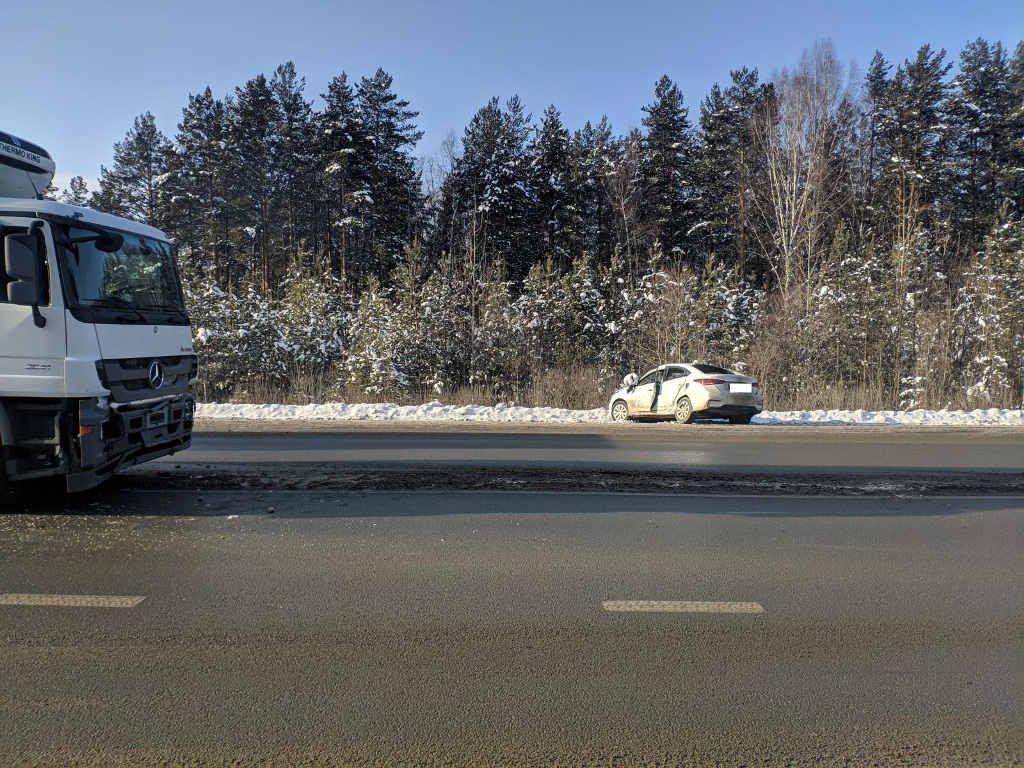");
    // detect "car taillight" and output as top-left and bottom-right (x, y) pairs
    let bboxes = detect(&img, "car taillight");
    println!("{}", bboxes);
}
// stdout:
(752, 381), (760, 390)
(693, 378), (726, 386)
